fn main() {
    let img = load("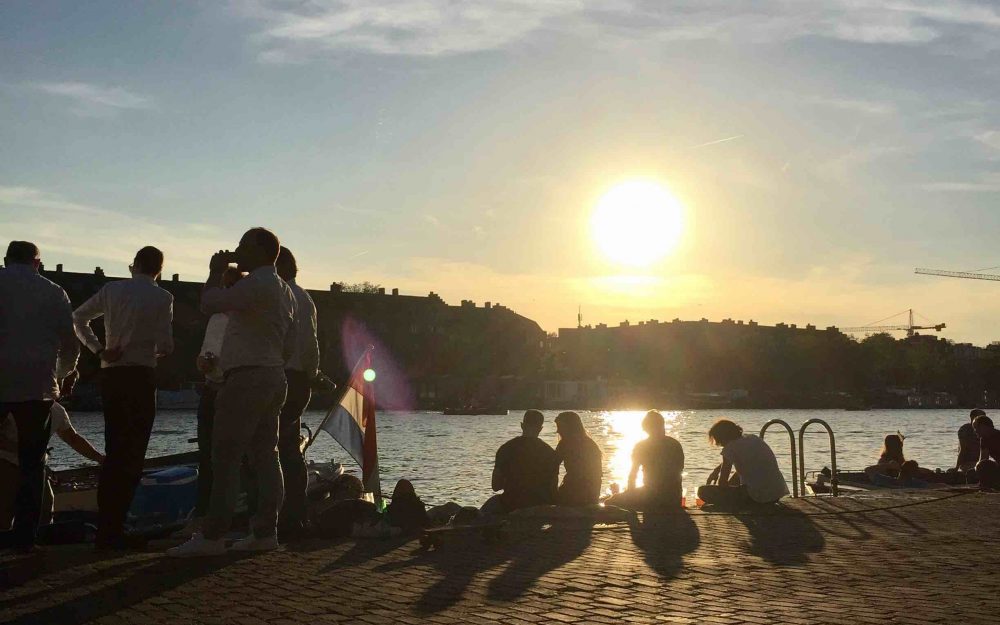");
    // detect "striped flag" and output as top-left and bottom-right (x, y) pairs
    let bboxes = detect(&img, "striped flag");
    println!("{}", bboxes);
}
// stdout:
(314, 348), (381, 499)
